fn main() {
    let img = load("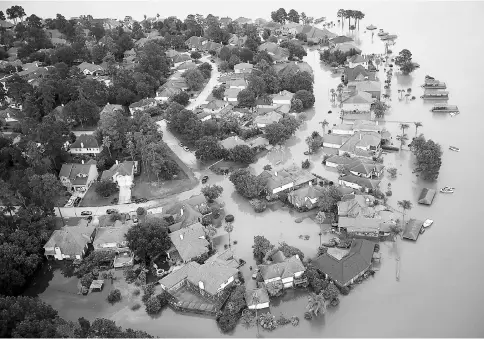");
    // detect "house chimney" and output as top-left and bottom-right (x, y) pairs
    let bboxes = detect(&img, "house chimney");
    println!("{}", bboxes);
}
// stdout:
(116, 160), (119, 165)
(82, 160), (84, 164)
(80, 142), (84, 148)
(179, 234), (184, 240)
(274, 171), (278, 177)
